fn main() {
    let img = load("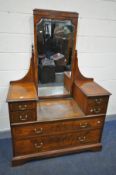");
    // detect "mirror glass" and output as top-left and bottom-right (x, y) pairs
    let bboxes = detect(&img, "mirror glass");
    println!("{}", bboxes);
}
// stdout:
(36, 18), (74, 97)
